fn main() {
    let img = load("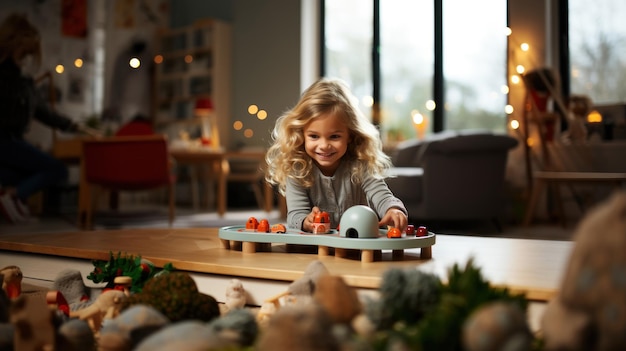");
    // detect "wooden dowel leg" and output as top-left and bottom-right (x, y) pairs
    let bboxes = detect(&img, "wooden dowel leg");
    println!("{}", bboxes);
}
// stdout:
(230, 240), (242, 251)
(421, 246), (432, 259)
(392, 249), (404, 260)
(242, 241), (256, 253)
(335, 248), (347, 258)
(220, 239), (230, 249)
(361, 250), (374, 263)
(318, 245), (329, 256)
